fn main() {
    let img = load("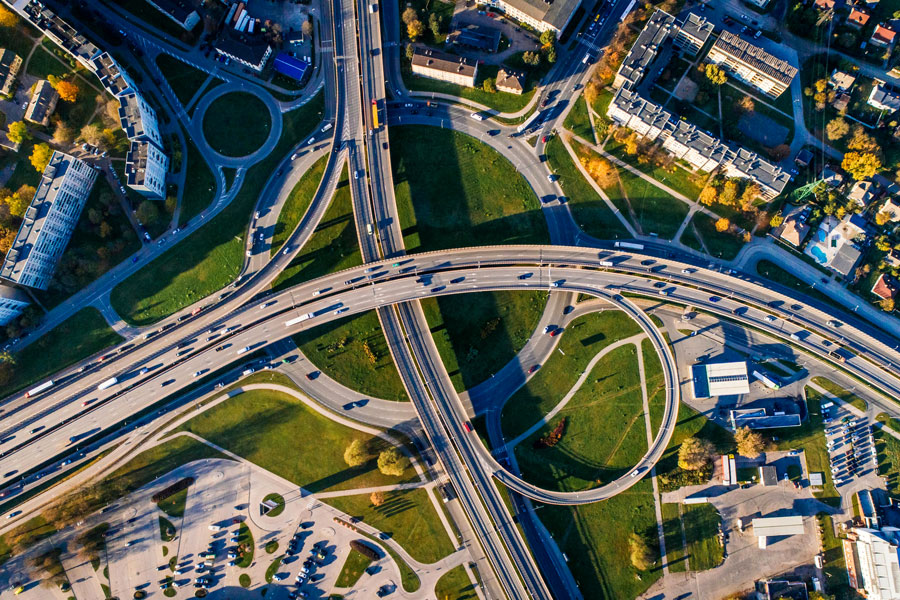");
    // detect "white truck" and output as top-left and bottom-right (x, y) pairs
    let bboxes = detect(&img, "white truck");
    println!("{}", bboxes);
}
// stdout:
(285, 313), (314, 327)
(97, 377), (118, 391)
